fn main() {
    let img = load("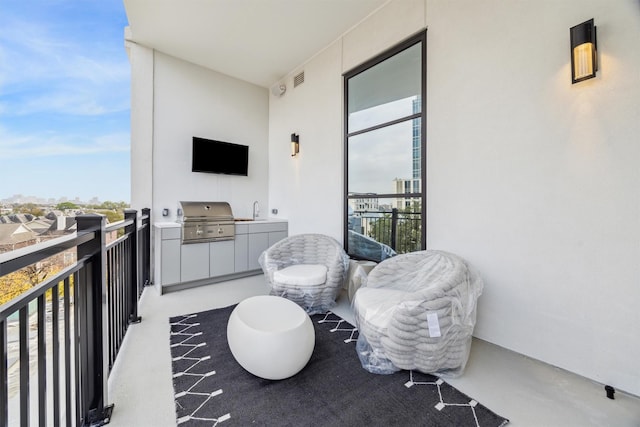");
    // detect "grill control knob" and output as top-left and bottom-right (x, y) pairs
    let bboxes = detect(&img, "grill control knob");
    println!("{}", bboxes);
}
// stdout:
(218, 228), (223, 234)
